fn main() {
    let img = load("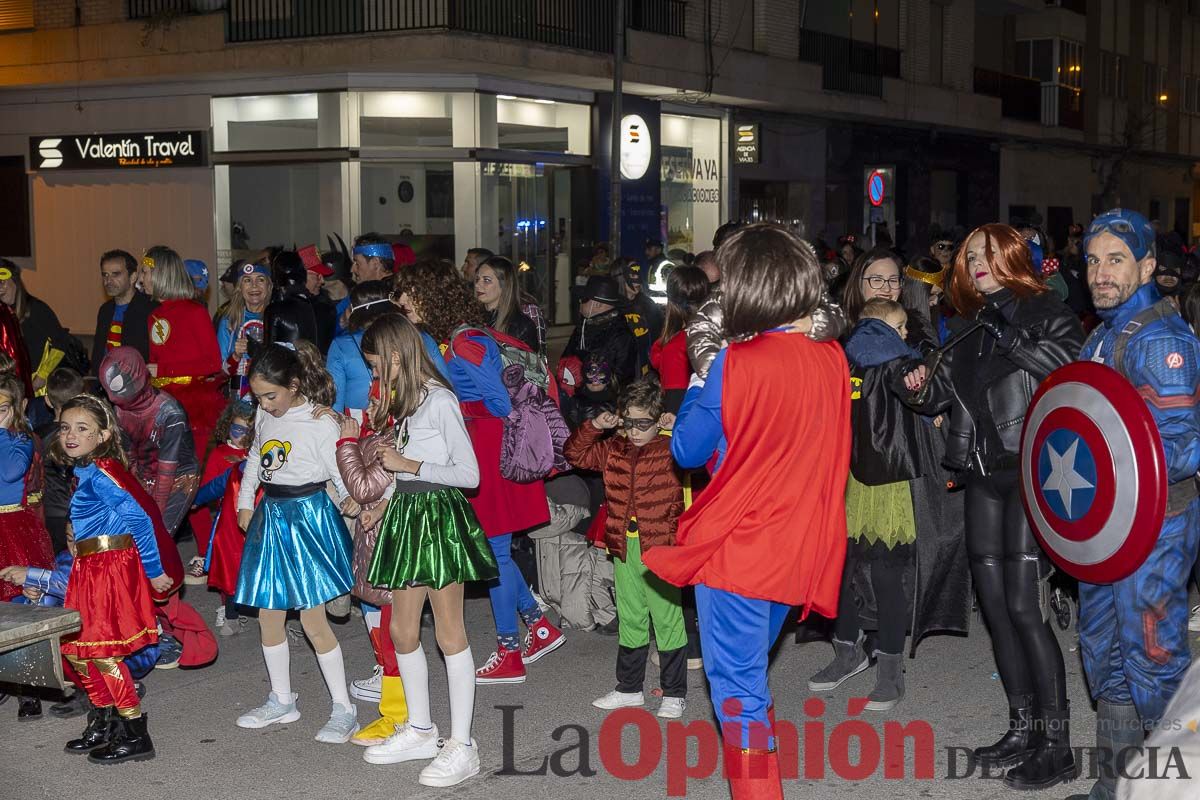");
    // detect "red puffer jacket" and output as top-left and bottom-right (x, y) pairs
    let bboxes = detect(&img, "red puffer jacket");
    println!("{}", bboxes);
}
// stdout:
(563, 422), (683, 562)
